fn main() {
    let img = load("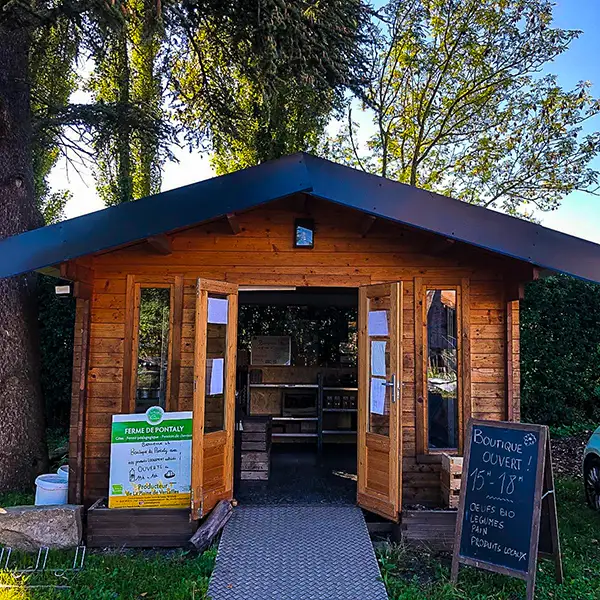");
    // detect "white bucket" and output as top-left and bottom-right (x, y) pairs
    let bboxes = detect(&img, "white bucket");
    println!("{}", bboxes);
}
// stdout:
(35, 474), (68, 506)
(57, 465), (69, 481)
